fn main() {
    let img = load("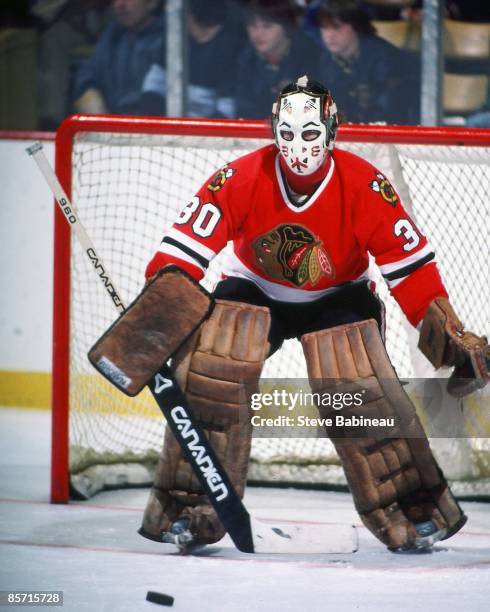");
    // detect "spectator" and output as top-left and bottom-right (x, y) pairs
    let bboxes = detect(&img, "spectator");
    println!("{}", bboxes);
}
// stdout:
(31, 0), (111, 129)
(73, 0), (164, 116)
(141, 0), (246, 118)
(186, 0), (246, 117)
(315, 0), (419, 125)
(235, 0), (325, 119)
